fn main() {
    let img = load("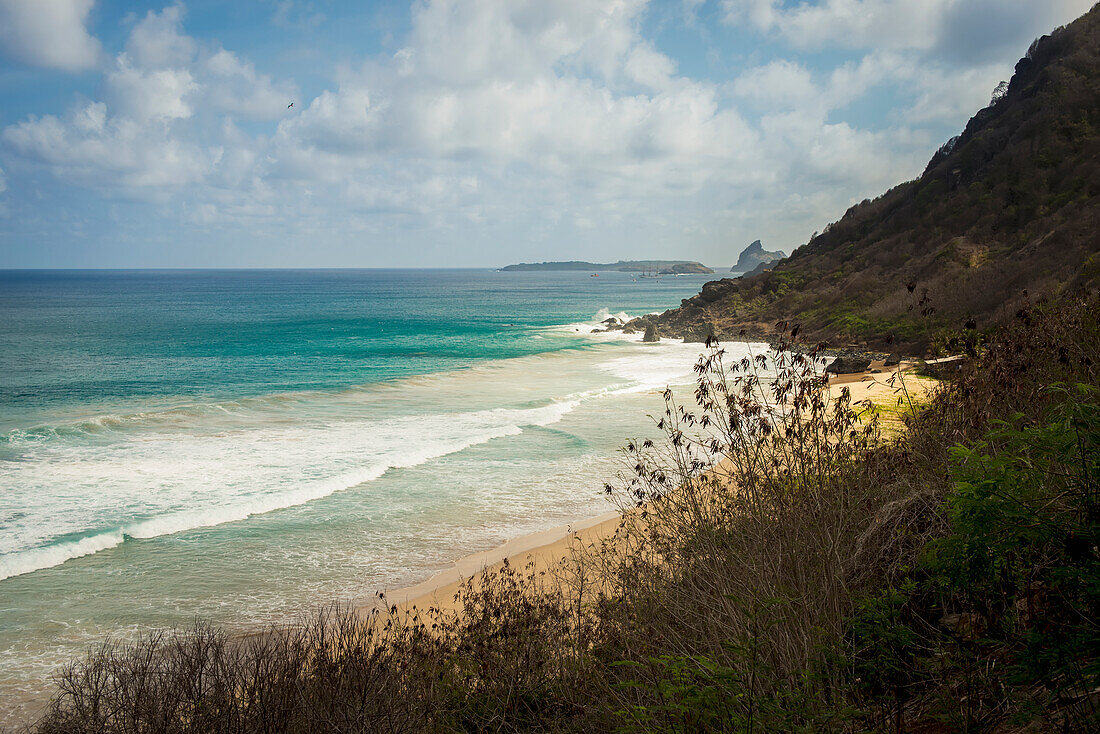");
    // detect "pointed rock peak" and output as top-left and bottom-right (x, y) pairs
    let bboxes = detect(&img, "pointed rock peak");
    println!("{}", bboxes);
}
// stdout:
(732, 240), (786, 273)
